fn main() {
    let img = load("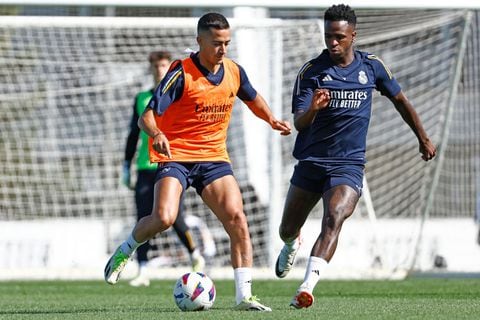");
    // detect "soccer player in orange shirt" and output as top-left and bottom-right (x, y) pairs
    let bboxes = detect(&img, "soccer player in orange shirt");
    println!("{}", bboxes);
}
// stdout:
(122, 51), (205, 287)
(104, 12), (291, 311)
